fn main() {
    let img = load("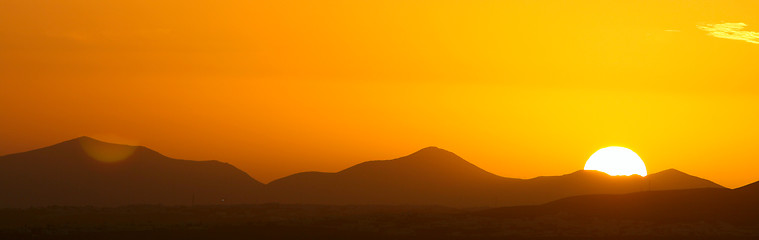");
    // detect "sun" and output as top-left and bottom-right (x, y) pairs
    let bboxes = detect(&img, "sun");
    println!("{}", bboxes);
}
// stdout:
(584, 146), (647, 176)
